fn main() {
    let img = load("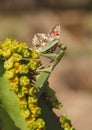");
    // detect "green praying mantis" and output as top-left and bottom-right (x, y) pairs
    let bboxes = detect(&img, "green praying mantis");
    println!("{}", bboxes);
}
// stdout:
(32, 25), (66, 95)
